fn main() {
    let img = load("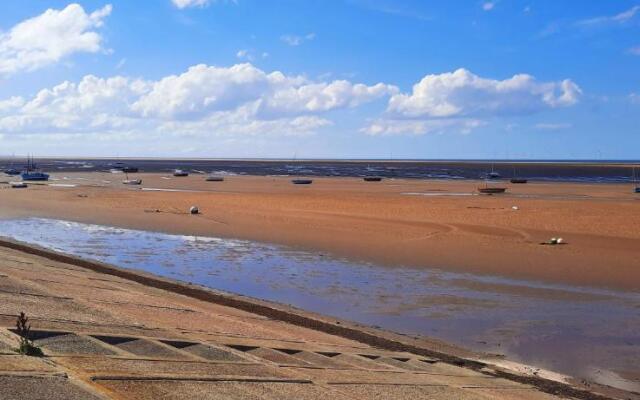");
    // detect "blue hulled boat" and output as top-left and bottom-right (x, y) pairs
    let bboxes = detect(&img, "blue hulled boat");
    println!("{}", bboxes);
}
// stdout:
(21, 157), (49, 181)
